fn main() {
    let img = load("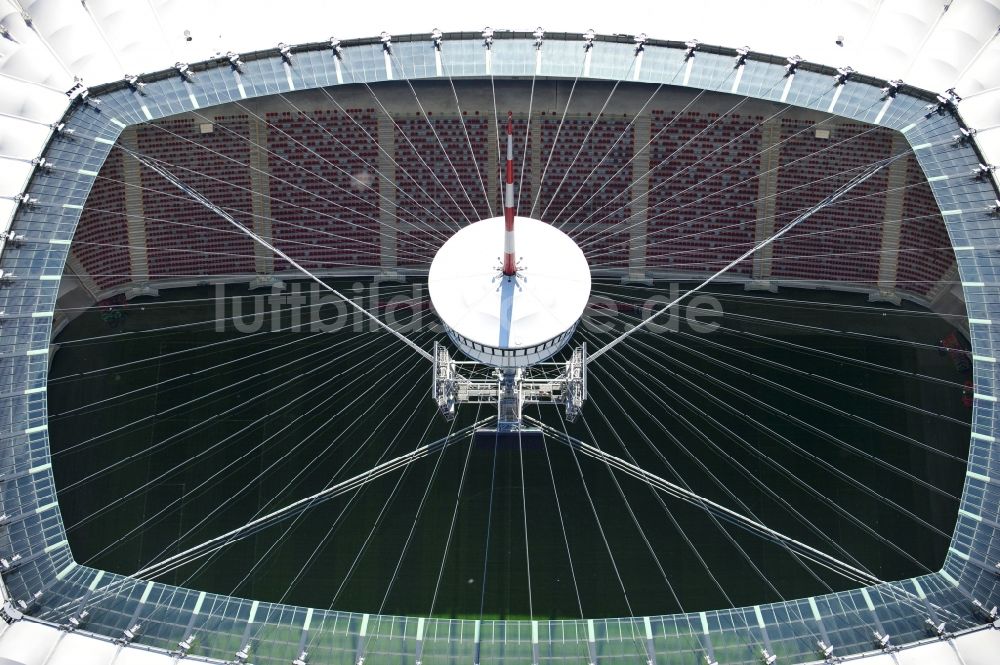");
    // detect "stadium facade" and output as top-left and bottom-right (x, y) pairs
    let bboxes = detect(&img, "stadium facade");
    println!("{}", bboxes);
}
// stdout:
(0, 1), (998, 663)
